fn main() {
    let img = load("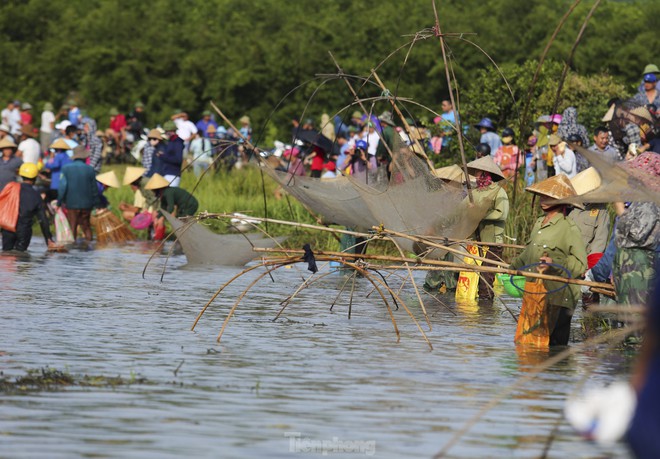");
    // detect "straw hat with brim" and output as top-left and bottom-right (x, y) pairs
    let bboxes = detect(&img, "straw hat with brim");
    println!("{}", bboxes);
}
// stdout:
(602, 104), (616, 122)
(642, 64), (660, 75)
(20, 125), (35, 137)
(0, 124), (10, 134)
(0, 138), (17, 149)
(71, 146), (90, 160)
(239, 116), (250, 124)
(147, 128), (164, 140)
(526, 174), (577, 200)
(96, 171), (120, 188)
(144, 173), (170, 190)
(630, 106), (654, 123)
(206, 125), (217, 133)
(50, 138), (71, 150)
(435, 164), (468, 183)
(569, 167), (602, 196)
(123, 166), (146, 186)
(548, 134), (562, 146)
(466, 156), (505, 181)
